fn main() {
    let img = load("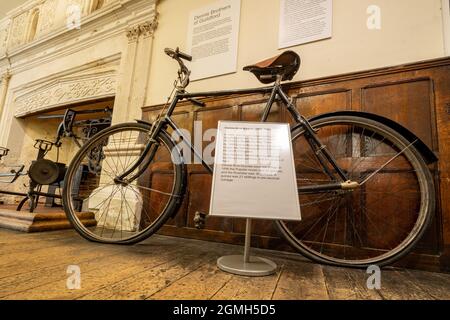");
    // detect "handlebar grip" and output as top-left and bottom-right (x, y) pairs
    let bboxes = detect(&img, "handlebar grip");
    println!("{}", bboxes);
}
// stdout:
(177, 50), (192, 62)
(164, 48), (176, 57)
(164, 47), (192, 61)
